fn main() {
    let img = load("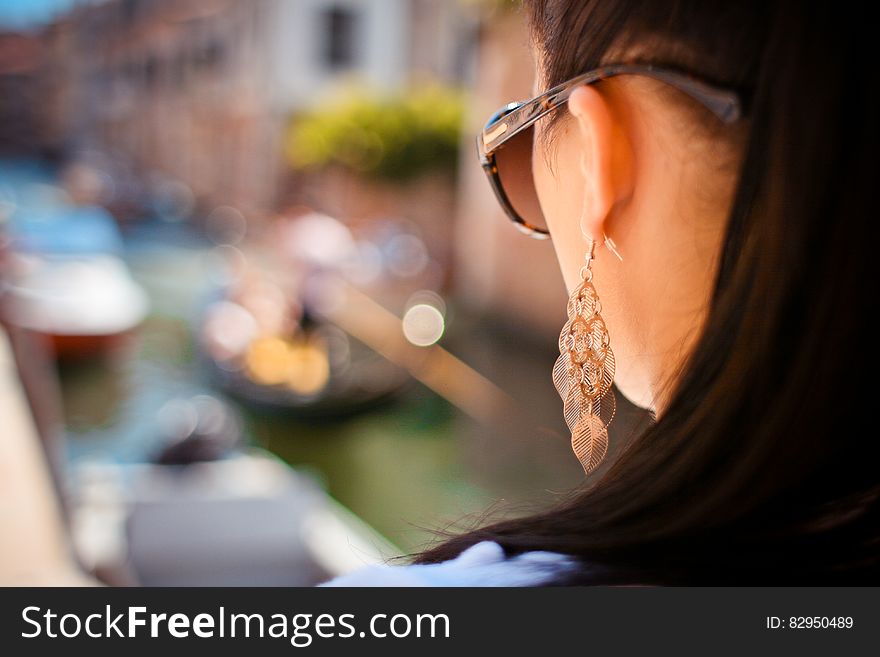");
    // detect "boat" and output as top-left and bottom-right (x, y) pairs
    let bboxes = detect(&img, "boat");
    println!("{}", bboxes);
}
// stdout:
(68, 447), (400, 586)
(195, 210), (423, 418)
(1, 203), (148, 358)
